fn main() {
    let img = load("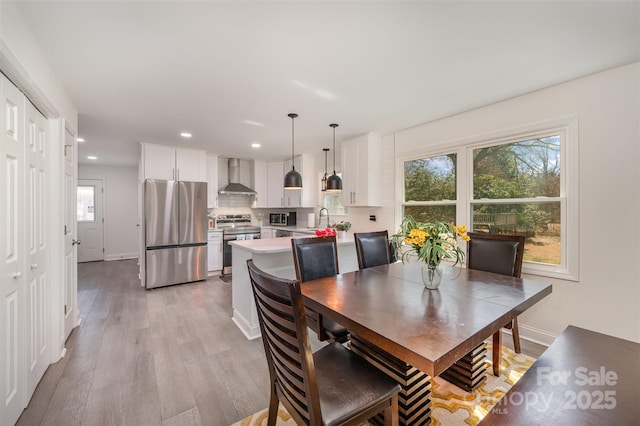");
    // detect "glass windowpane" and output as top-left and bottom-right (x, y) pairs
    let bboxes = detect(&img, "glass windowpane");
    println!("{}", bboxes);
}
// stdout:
(404, 154), (456, 202)
(472, 202), (561, 265)
(404, 205), (456, 224)
(473, 136), (560, 199)
(77, 185), (95, 222)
